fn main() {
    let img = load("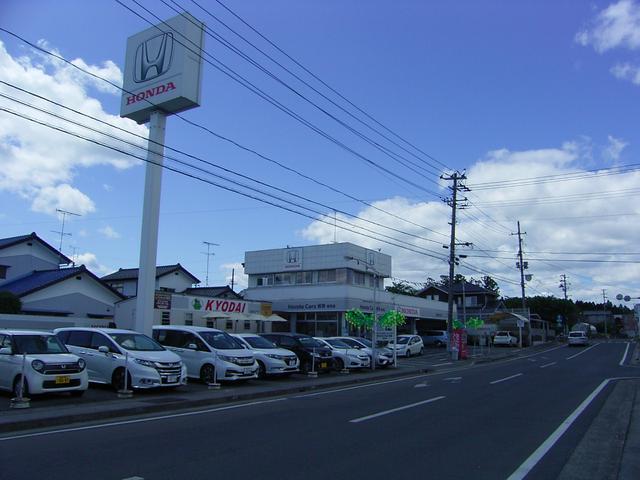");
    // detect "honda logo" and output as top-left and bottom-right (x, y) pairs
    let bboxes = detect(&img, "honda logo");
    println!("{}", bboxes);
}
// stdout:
(134, 32), (174, 83)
